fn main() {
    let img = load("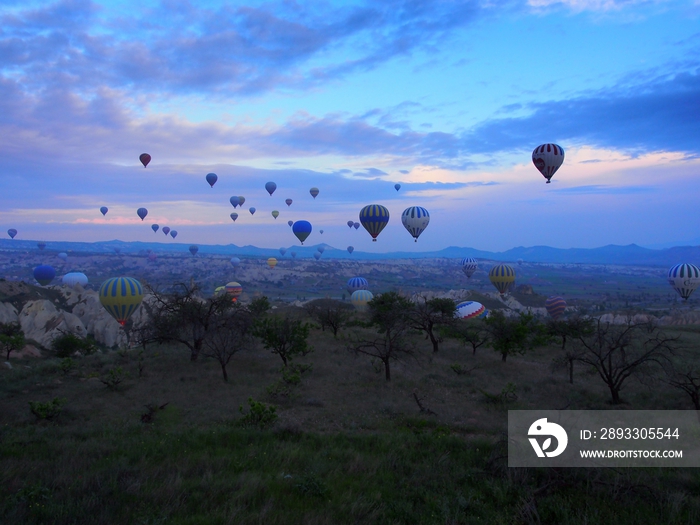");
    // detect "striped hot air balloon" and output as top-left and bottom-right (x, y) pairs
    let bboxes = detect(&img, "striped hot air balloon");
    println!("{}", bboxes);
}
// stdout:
(99, 277), (143, 326)
(455, 301), (486, 319)
(545, 296), (567, 320)
(267, 257), (278, 268)
(225, 281), (242, 302)
(401, 206), (430, 242)
(489, 264), (516, 296)
(351, 290), (374, 311)
(668, 263), (700, 300)
(461, 257), (478, 278)
(359, 204), (389, 242)
(347, 277), (369, 294)
(532, 143), (565, 183)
